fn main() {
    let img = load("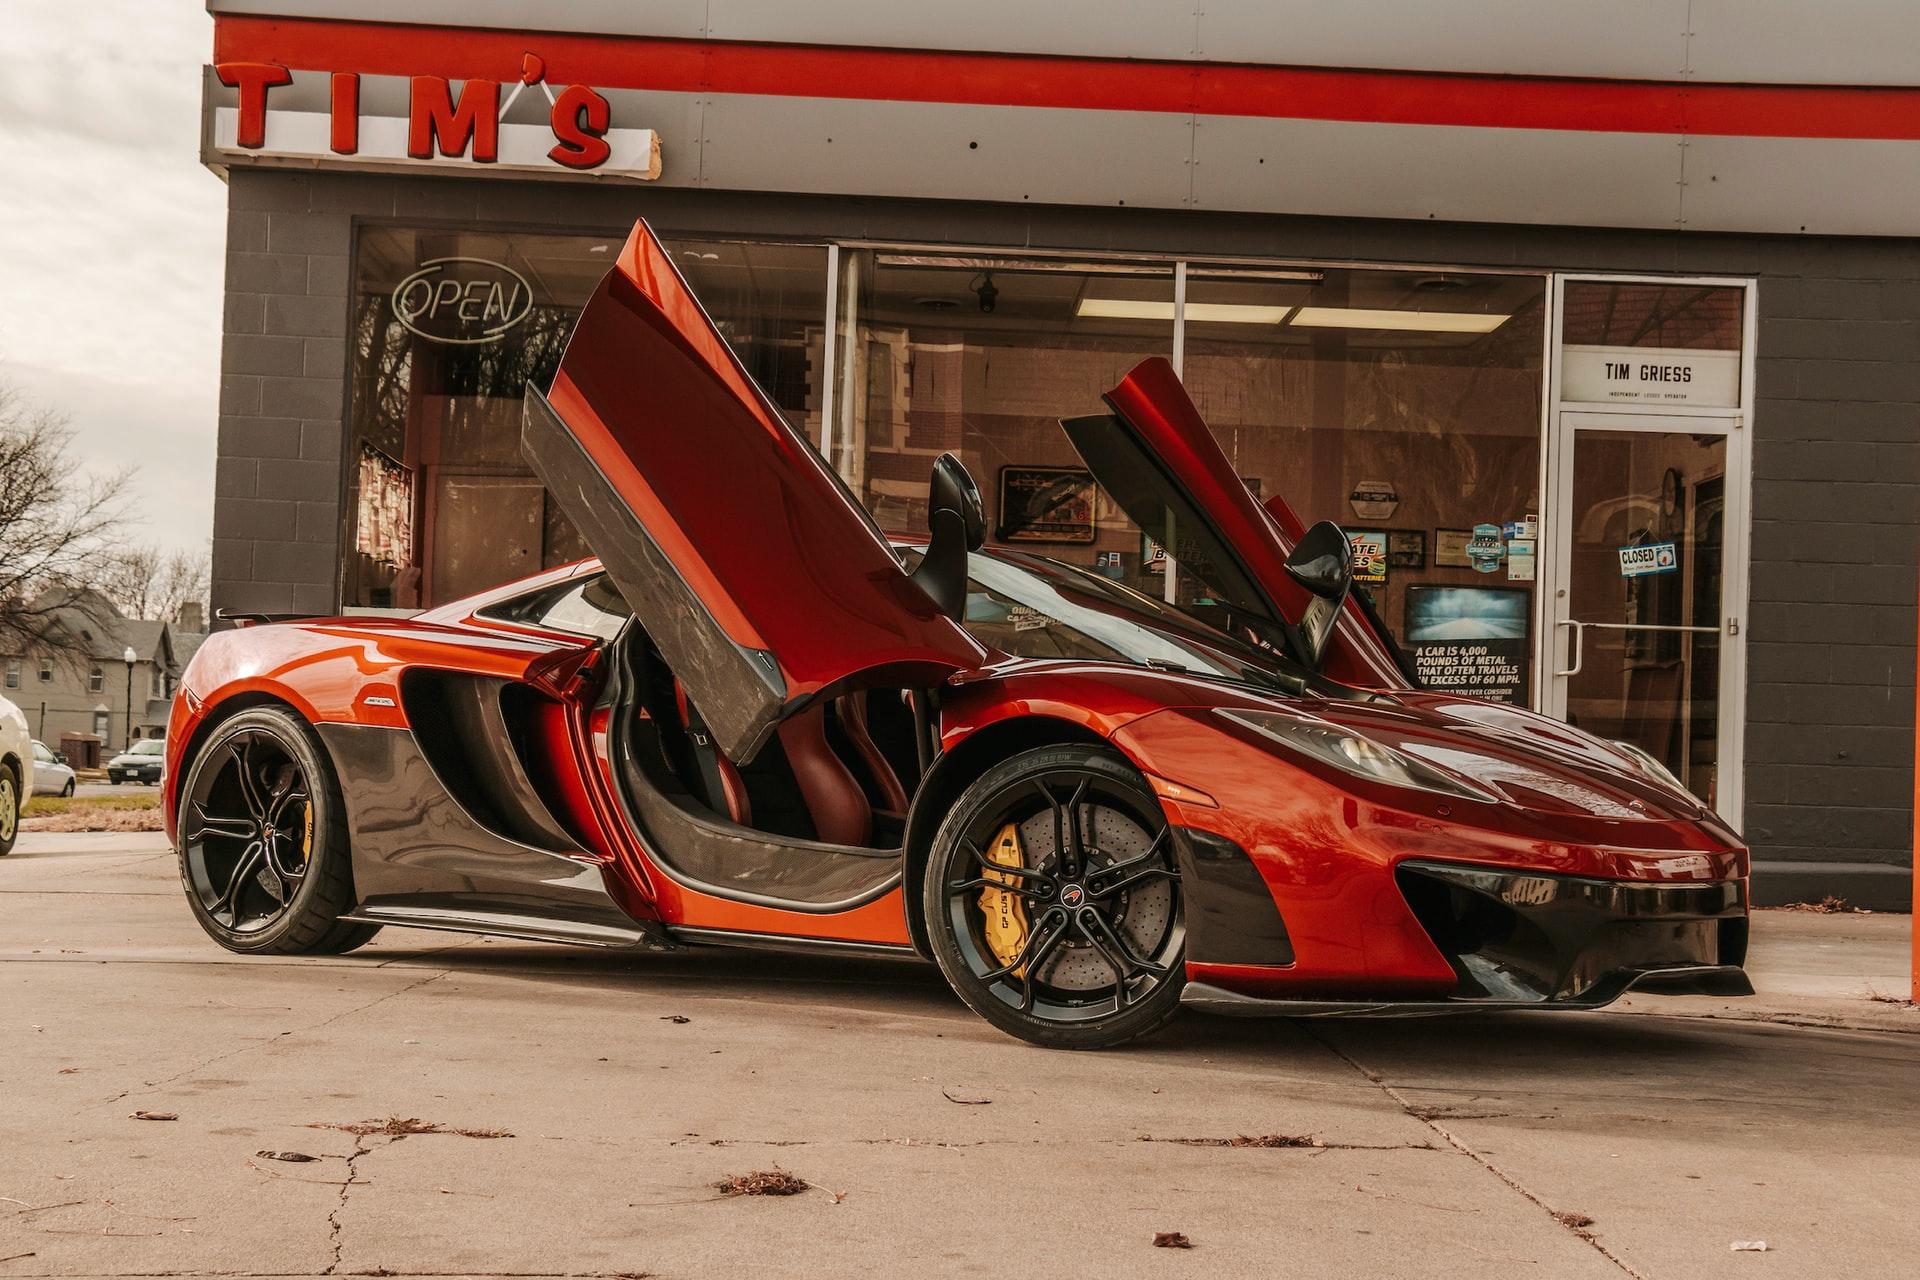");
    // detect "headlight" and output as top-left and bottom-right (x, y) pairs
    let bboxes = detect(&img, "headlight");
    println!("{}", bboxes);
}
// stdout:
(1611, 740), (1688, 793)
(1218, 708), (1494, 802)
